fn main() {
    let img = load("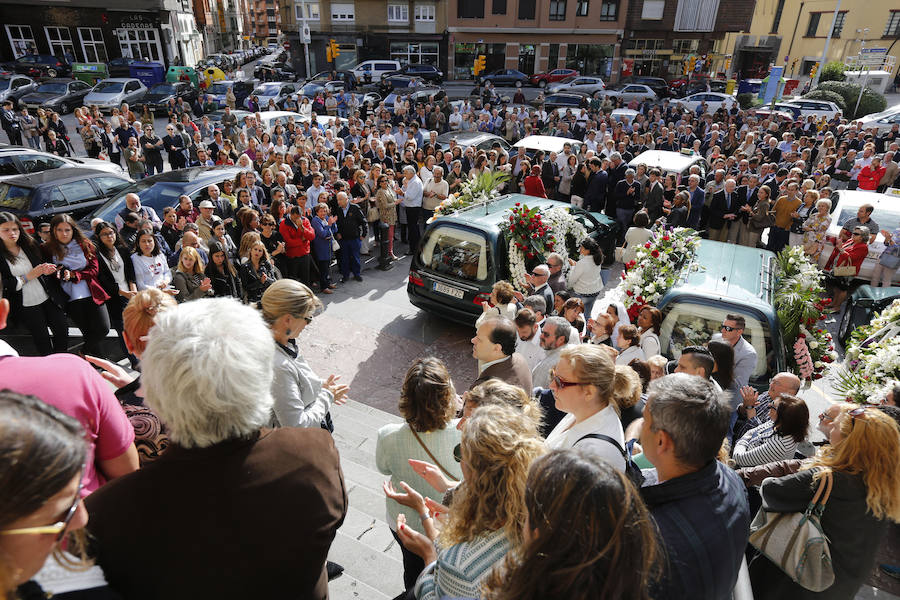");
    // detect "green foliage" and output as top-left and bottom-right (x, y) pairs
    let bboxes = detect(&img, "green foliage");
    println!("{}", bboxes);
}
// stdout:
(819, 61), (846, 83)
(813, 81), (887, 119)
(803, 89), (846, 111)
(736, 93), (755, 109)
(818, 81), (860, 110)
(851, 87), (888, 119)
